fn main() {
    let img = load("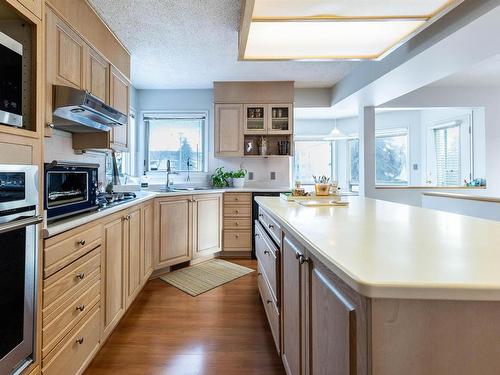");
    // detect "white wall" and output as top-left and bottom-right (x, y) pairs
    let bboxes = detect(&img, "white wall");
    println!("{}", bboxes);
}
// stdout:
(136, 89), (290, 188)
